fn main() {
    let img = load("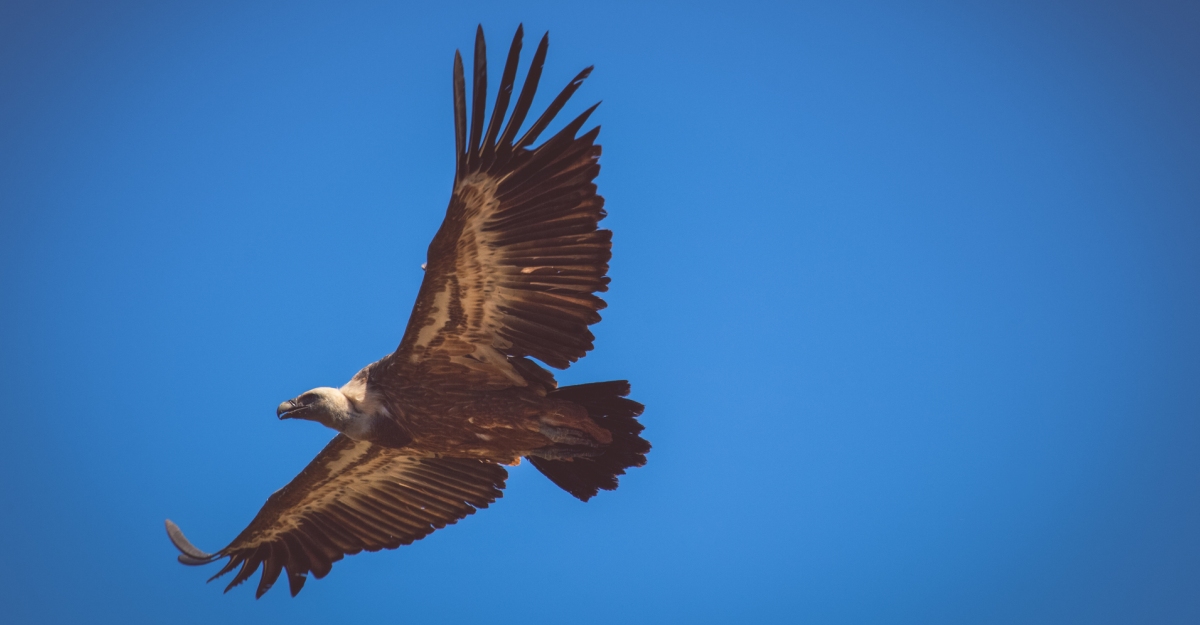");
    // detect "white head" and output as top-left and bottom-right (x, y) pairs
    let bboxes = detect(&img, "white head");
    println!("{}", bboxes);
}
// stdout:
(276, 387), (359, 430)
